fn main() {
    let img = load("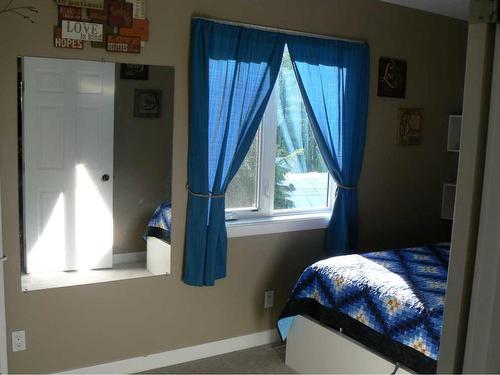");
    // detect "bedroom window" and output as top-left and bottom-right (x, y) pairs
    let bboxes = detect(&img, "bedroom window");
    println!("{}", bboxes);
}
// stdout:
(226, 47), (335, 226)
(225, 131), (261, 212)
